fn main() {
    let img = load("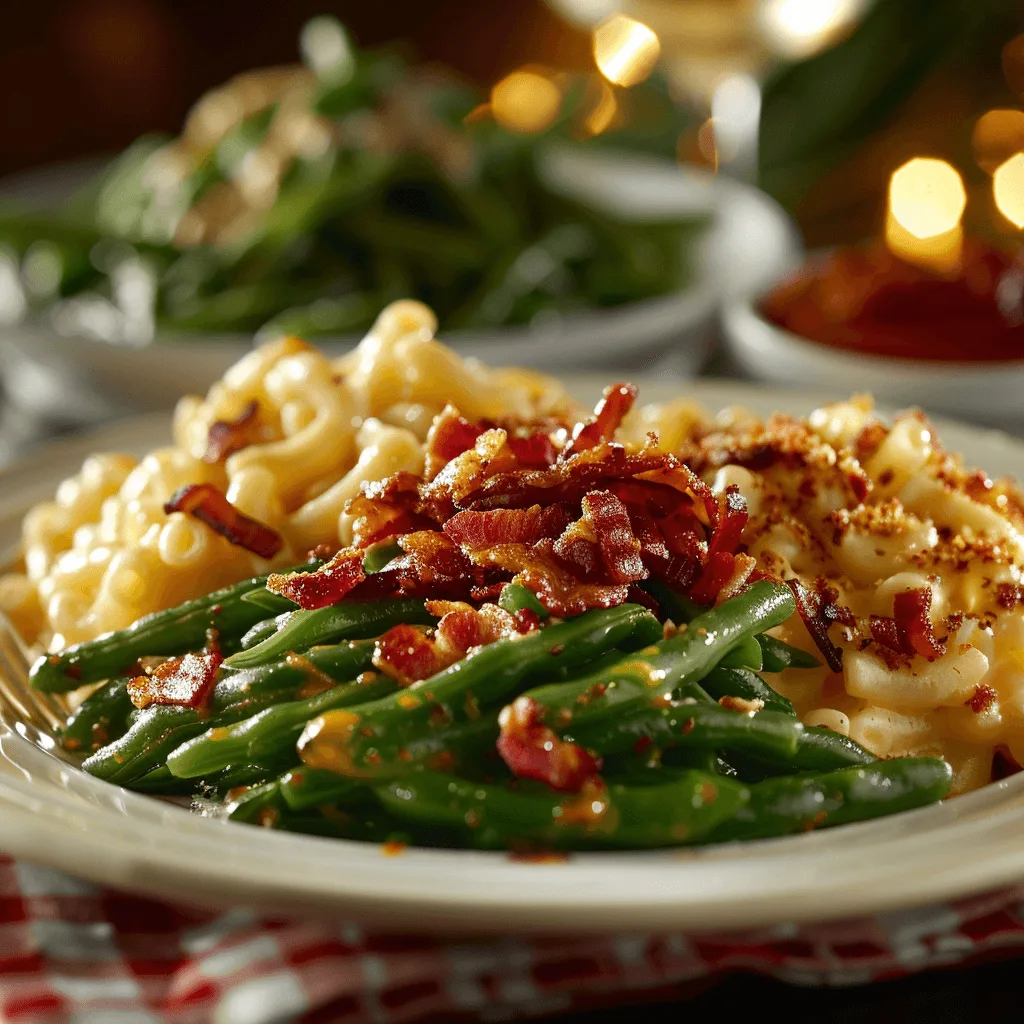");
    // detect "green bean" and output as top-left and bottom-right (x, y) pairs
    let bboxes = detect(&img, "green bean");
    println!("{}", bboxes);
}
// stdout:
(498, 582), (548, 619)
(223, 598), (435, 670)
(639, 579), (704, 624)
(31, 563), (322, 691)
(60, 678), (135, 754)
(83, 640), (375, 784)
(297, 604), (658, 781)
(166, 671), (399, 779)
(362, 540), (404, 574)
(701, 666), (796, 716)
(374, 769), (747, 850)
(708, 759), (953, 842)
(240, 613), (292, 650)
(525, 581), (796, 732)
(239, 589), (299, 614)
(566, 702), (874, 773)
(718, 635), (763, 671)
(280, 767), (364, 812)
(226, 780), (286, 825)
(757, 634), (820, 672)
